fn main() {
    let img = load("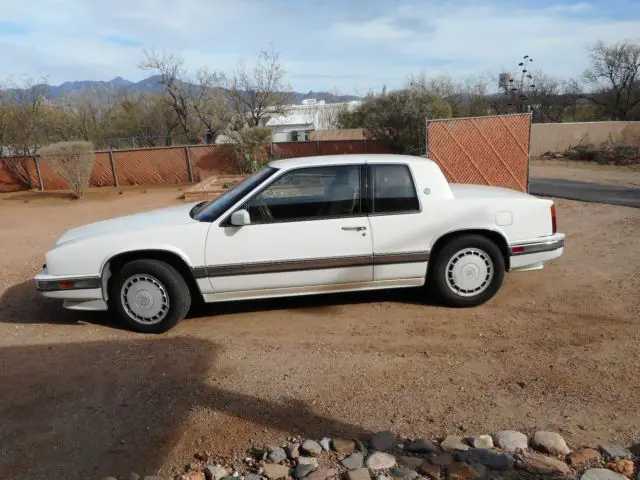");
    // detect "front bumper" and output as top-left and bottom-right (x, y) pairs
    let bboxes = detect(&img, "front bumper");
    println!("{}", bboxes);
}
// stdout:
(34, 266), (108, 311)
